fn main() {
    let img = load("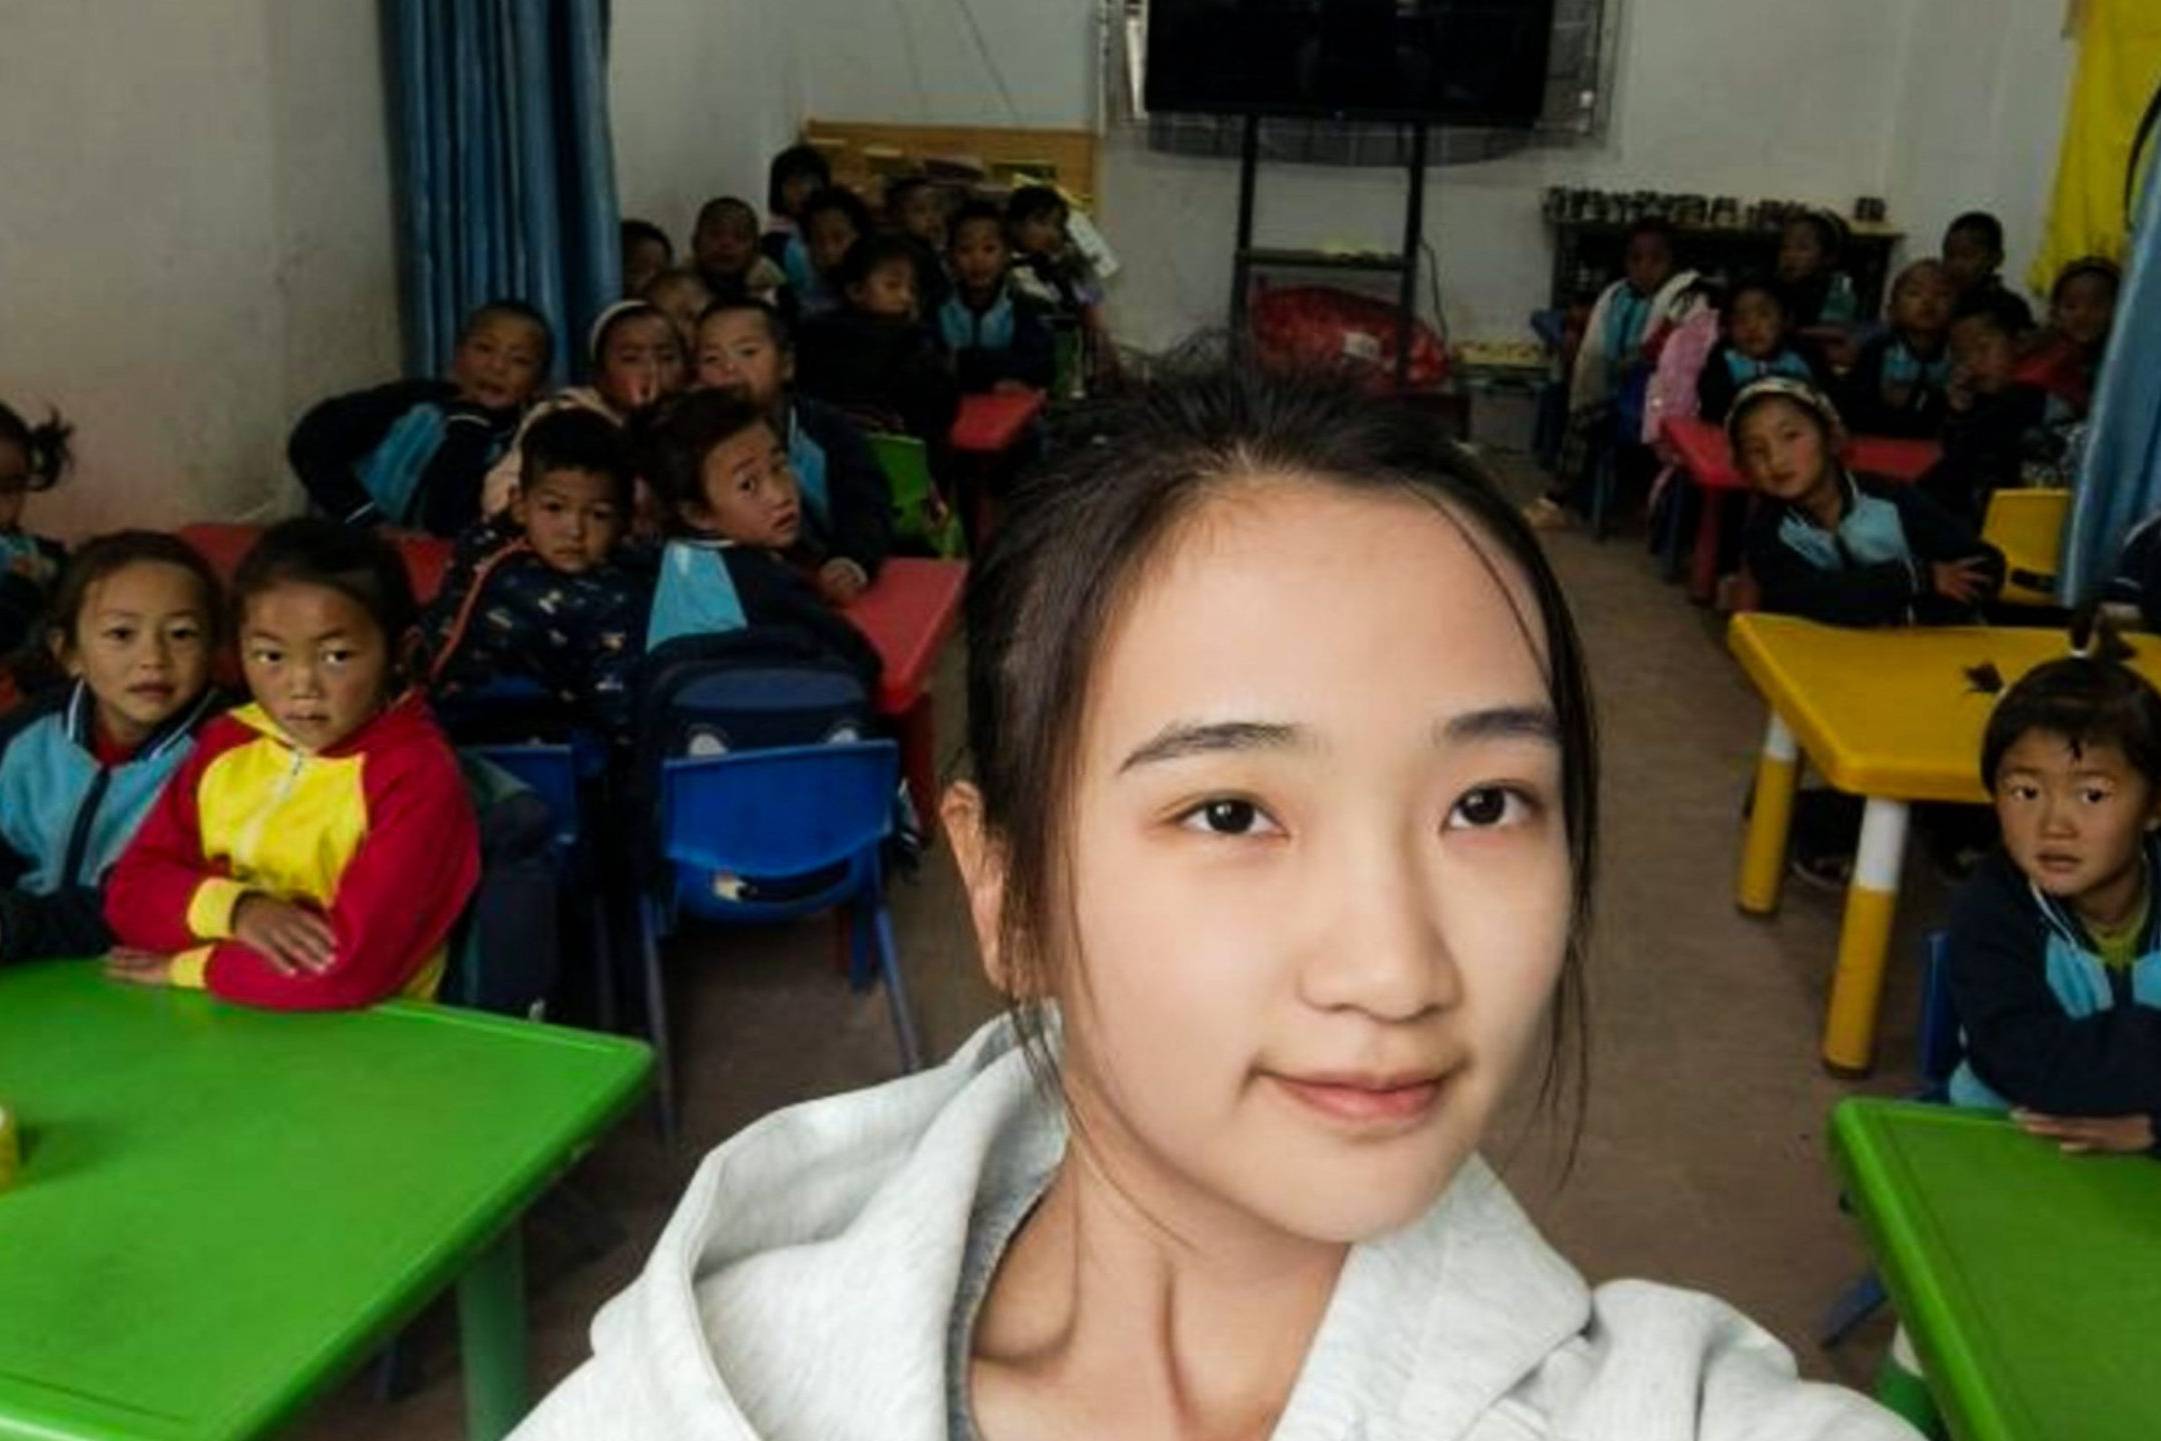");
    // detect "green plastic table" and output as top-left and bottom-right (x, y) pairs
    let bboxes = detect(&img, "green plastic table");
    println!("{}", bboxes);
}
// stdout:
(1829, 1098), (2161, 1440)
(0, 960), (651, 1441)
